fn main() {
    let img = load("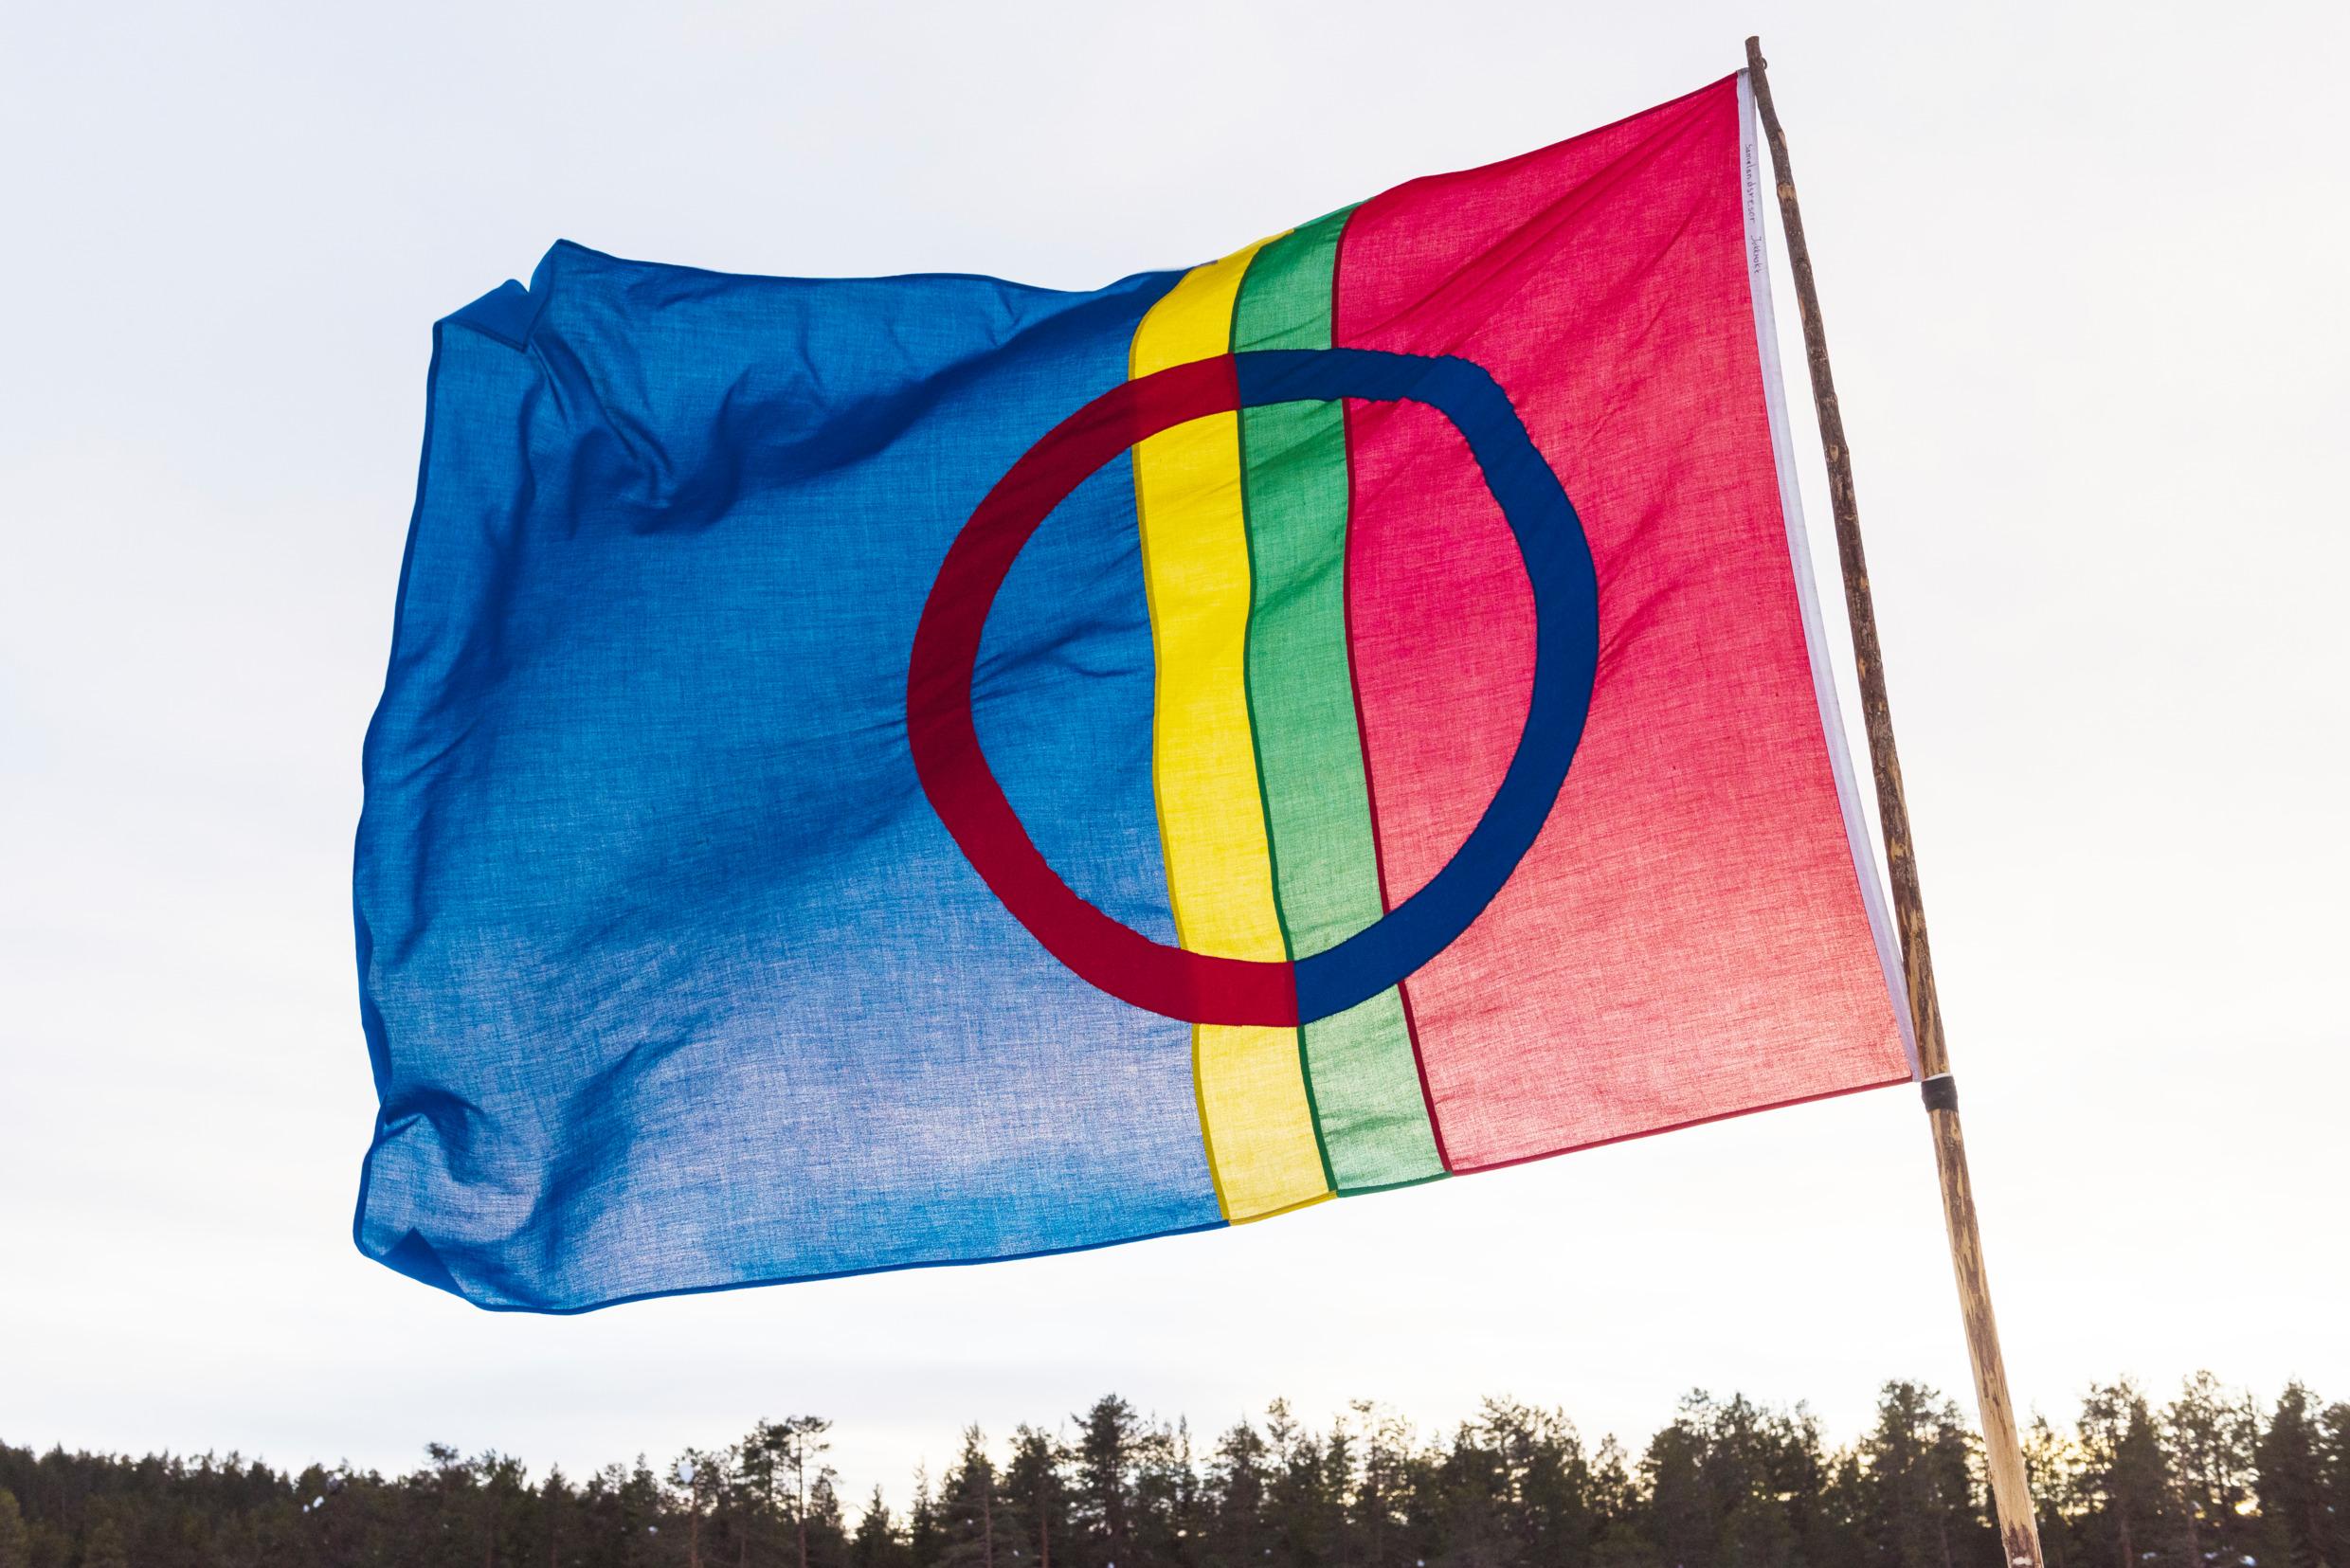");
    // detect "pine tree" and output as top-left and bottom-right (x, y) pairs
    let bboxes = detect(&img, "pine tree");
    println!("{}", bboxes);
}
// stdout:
(1854, 1381), (1985, 1568)
(1321, 1414), (1358, 1568)
(1074, 1397), (1144, 1568)
(1210, 1417), (1270, 1568)
(81, 1512), (130, 1568)
(740, 1424), (787, 1560)
(1584, 1433), (1652, 1568)
(745, 1417), (838, 1568)
(2324, 1399), (2350, 1567)
(670, 1446), (731, 1568)
(1766, 1403), (1844, 1568)
(1627, 1391), (1830, 1568)
(1456, 1397), (1594, 1568)
(1131, 1412), (1192, 1568)
(1267, 1397), (1350, 1568)
(2076, 1381), (2173, 1568)
(0, 1490), (25, 1568)
(945, 1427), (1017, 1568)
(2254, 1384), (2333, 1568)
(1003, 1425), (1070, 1568)
(1347, 1403), (1431, 1568)
(1814, 1448), (1872, 1568)
(2024, 1413), (2082, 1568)
(539, 1468), (577, 1568)
(913, 1466), (948, 1568)
(2163, 1374), (2261, 1568)
(809, 1471), (854, 1568)
(1640, 1397), (1717, 1568)
(855, 1487), (913, 1568)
